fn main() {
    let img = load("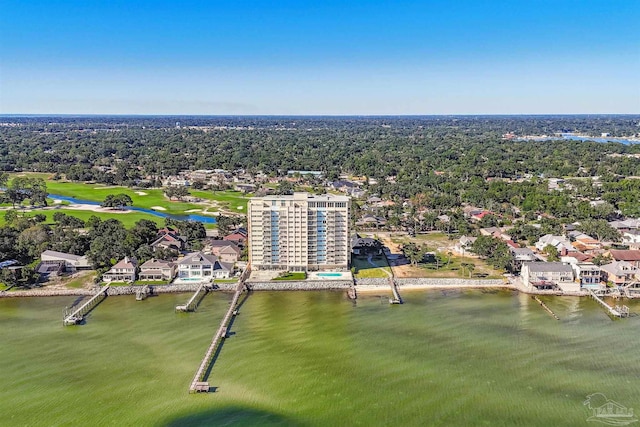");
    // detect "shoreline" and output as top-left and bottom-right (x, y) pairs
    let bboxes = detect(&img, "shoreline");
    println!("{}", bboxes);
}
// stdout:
(2, 280), (636, 299)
